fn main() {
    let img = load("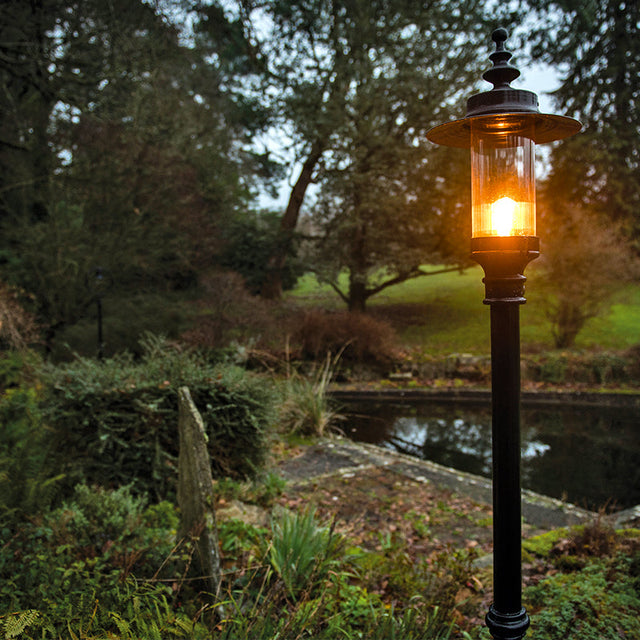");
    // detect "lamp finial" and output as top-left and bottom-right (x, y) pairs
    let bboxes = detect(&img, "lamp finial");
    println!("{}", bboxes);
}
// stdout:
(483, 28), (520, 90)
